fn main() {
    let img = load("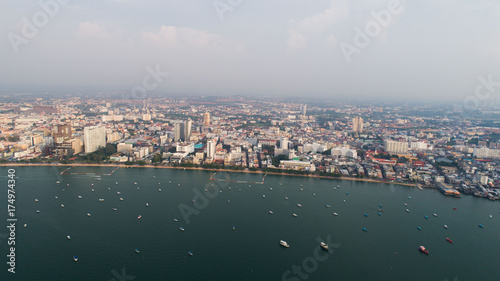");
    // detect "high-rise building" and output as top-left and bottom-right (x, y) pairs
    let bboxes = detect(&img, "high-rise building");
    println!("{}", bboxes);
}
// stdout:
(280, 137), (289, 150)
(302, 104), (307, 116)
(204, 112), (211, 127)
(184, 119), (192, 141)
(84, 126), (106, 153)
(53, 124), (72, 144)
(174, 119), (192, 142)
(352, 116), (363, 133)
(384, 139), (408, 154)
(207, 139), (216, 158)
(174, 122), (182, 142)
